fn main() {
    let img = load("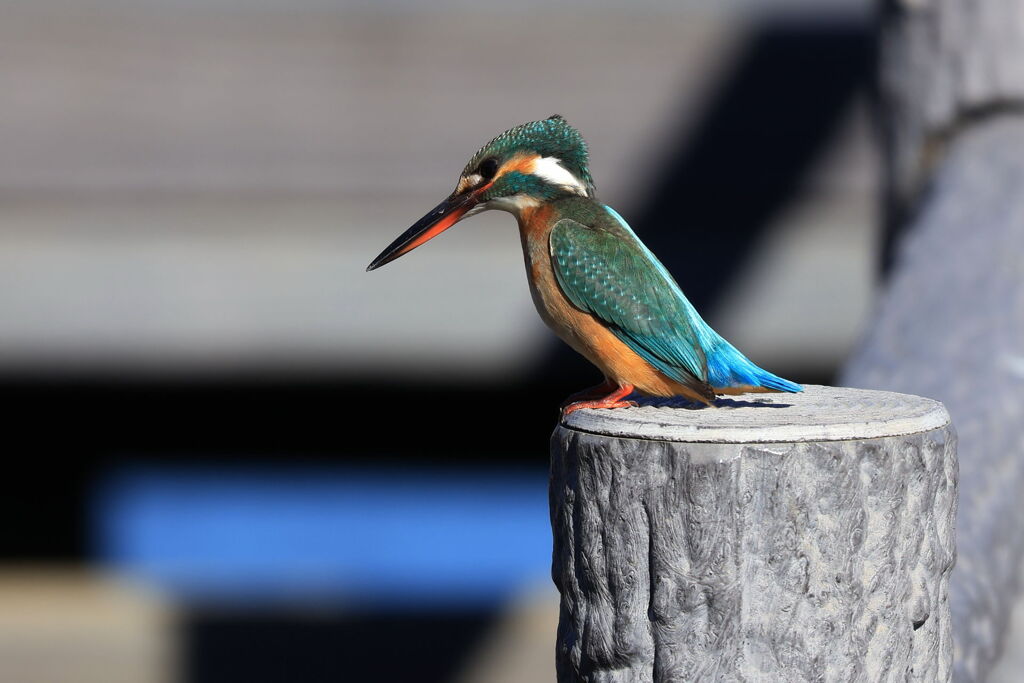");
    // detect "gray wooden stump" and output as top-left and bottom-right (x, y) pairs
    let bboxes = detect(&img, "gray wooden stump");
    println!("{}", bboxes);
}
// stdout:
(550, 385), (957, 682)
